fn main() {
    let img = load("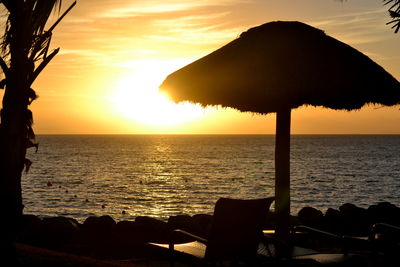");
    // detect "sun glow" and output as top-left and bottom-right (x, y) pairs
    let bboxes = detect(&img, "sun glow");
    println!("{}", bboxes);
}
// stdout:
(111, 61), (205, 126)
